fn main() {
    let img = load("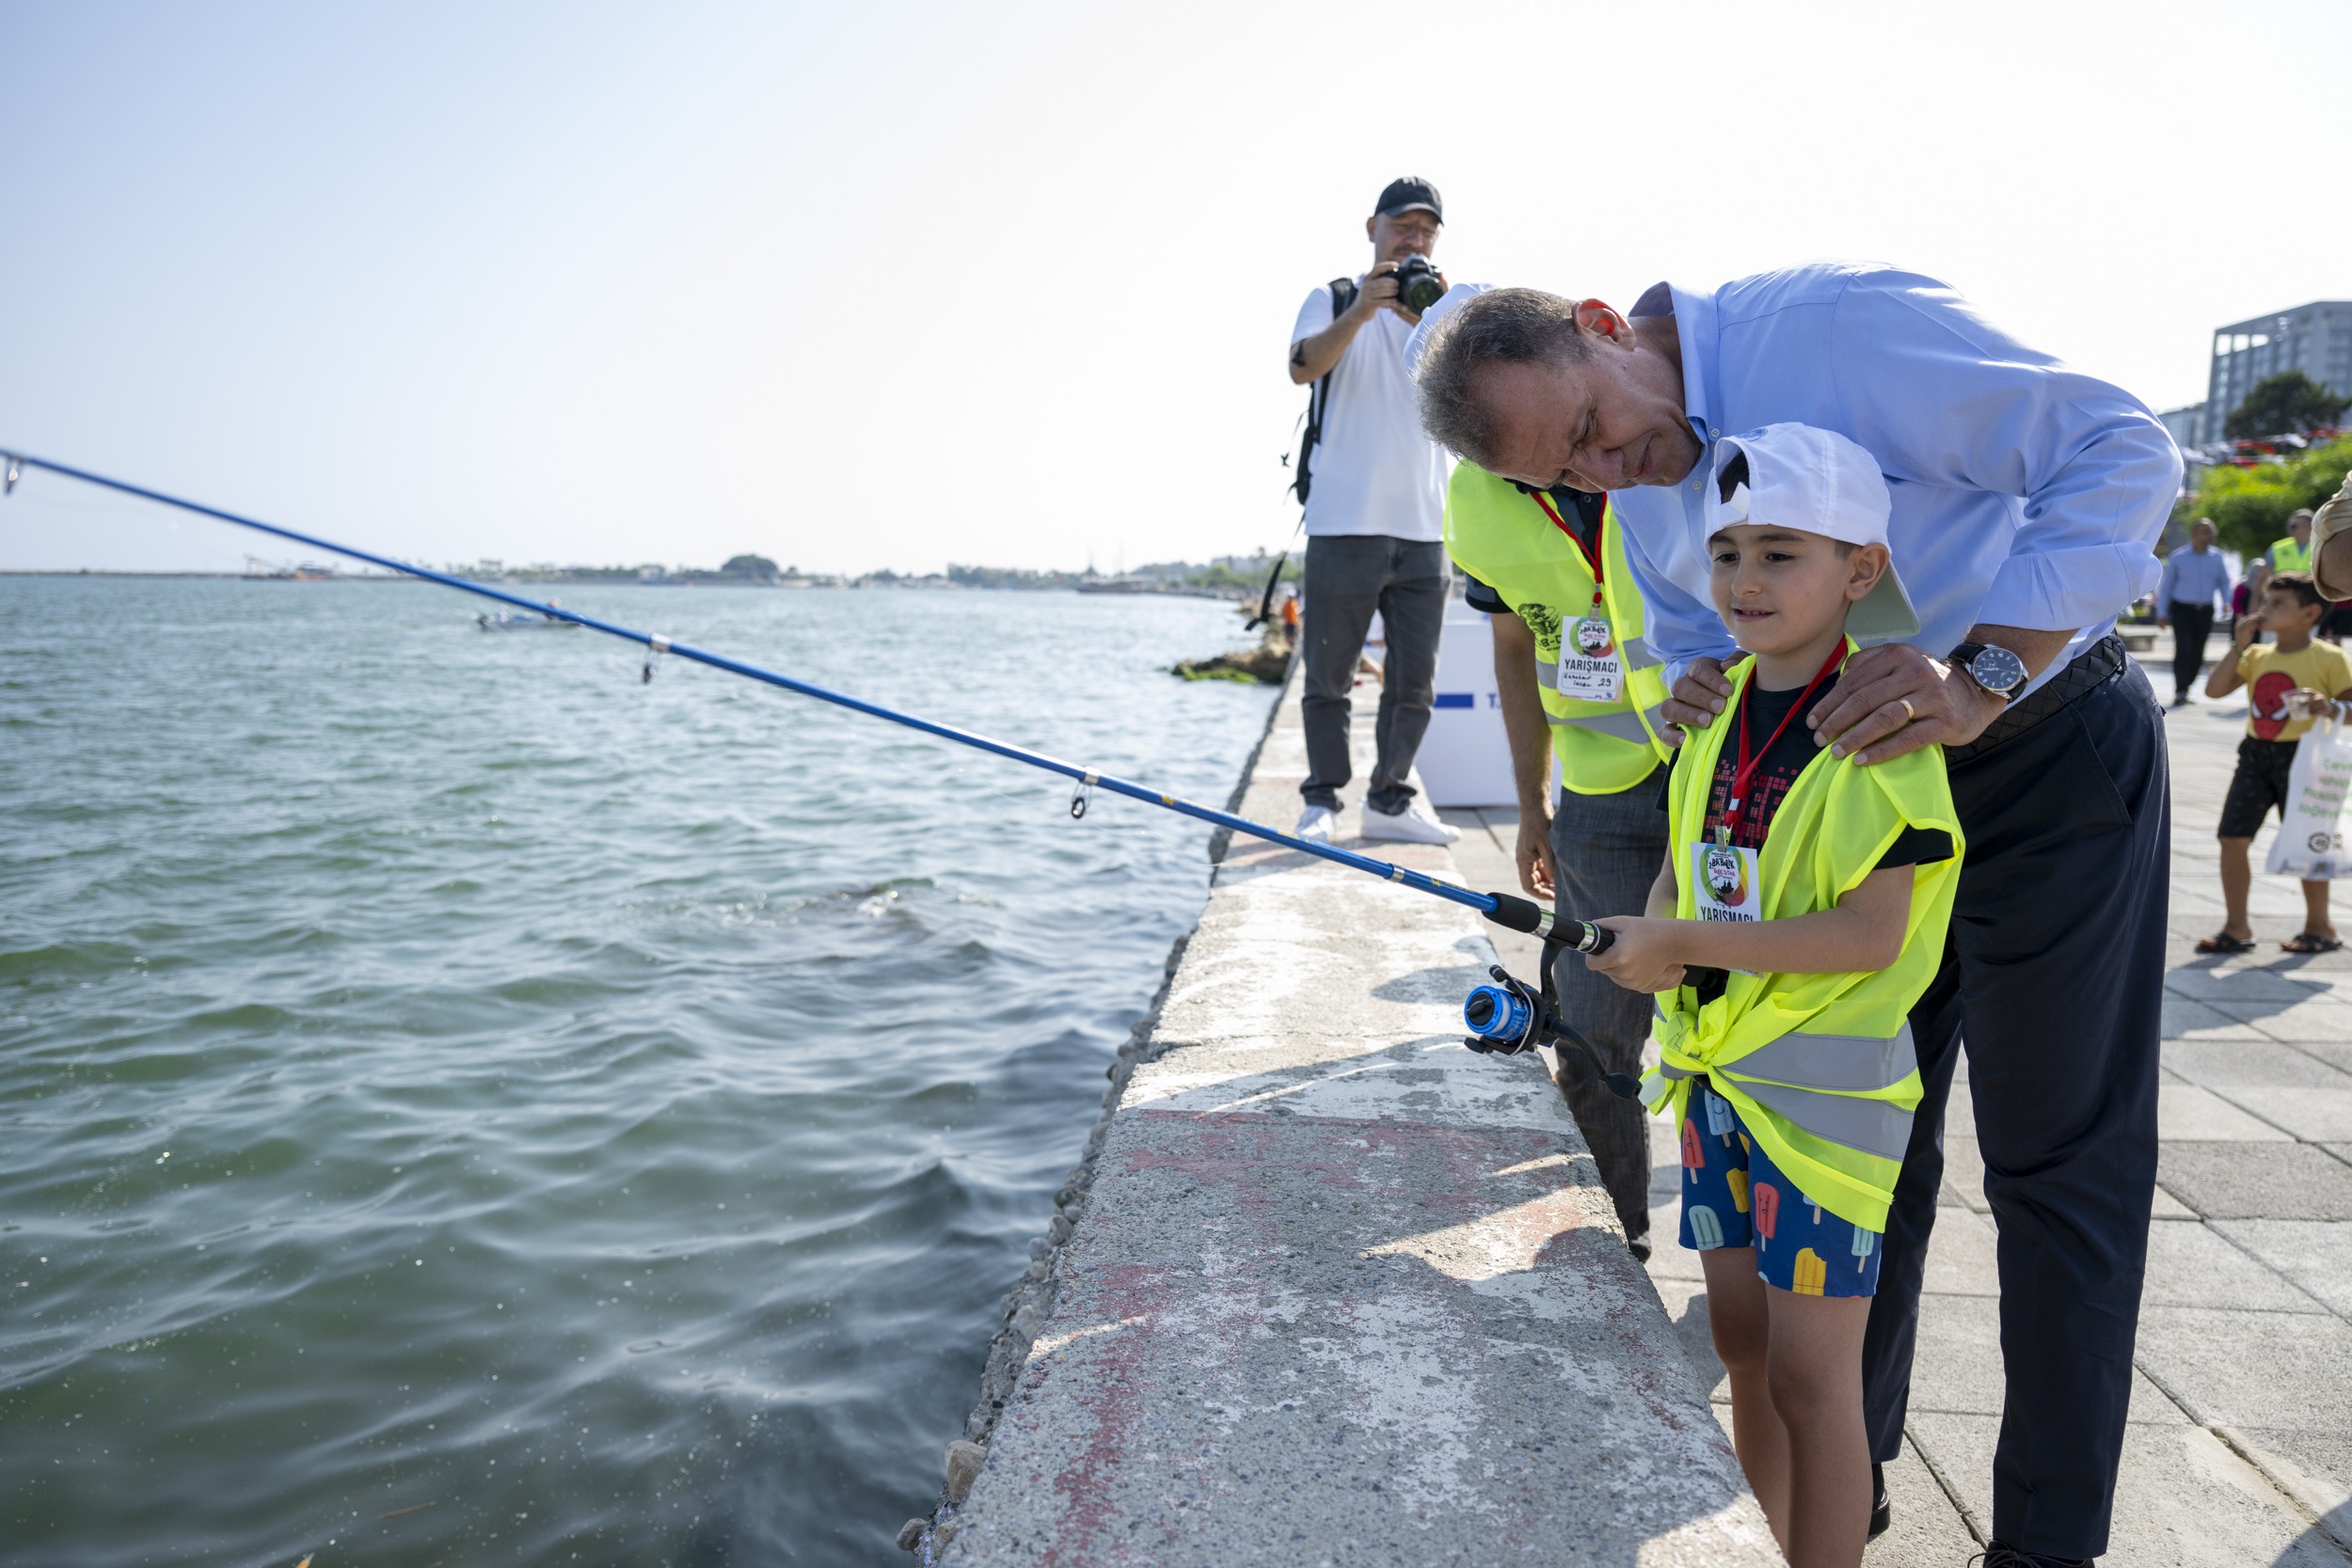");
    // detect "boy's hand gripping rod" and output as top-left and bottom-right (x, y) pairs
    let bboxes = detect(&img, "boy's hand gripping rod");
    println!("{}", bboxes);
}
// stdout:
(1, 450), (1632, 1062)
